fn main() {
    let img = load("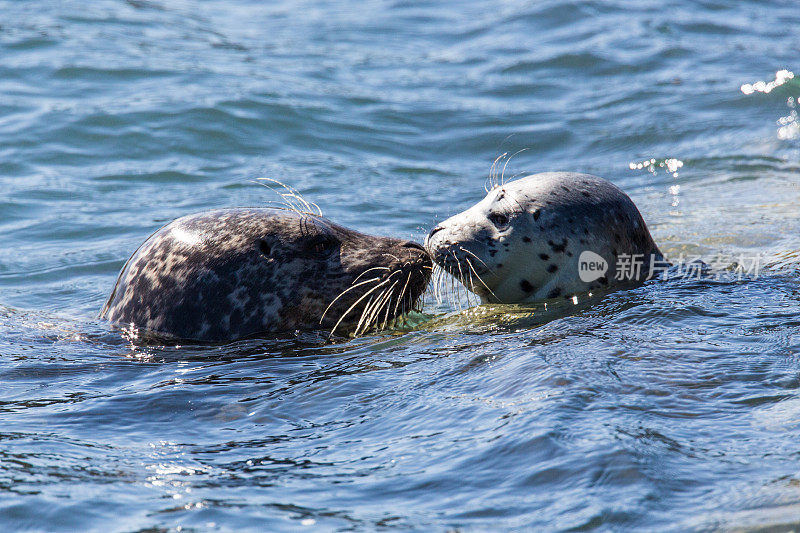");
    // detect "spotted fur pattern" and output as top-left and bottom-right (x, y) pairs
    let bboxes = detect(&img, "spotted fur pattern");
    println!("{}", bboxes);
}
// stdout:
(425, 172), (663, 303)
(101, 208), (431, 342)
